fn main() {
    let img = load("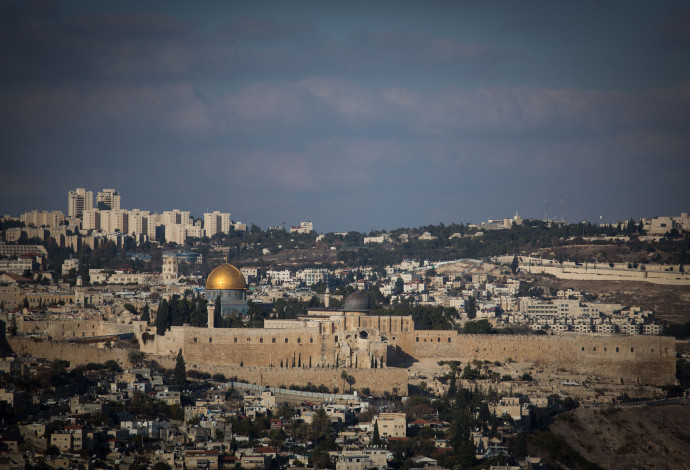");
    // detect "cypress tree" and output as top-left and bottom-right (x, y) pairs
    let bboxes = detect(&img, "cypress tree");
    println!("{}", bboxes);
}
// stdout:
(173, 349), (186, 388)
(141, 304), (150, 324)
(213, 295), (223, 328)
(372, 422), (381, 446)
(155, 299), (170, 335)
